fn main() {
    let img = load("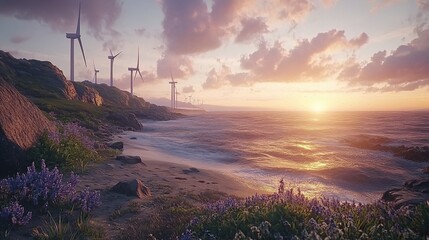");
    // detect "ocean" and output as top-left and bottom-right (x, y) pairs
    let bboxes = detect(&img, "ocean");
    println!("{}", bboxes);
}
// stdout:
(127, 111), (429, 203)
